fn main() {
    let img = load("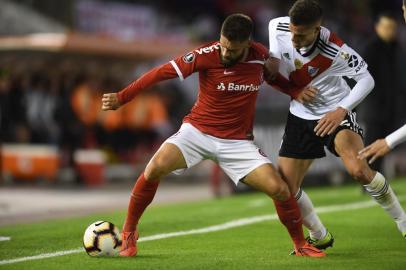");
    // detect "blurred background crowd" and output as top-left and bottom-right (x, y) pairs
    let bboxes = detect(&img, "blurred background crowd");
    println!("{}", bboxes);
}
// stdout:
(0, 0), (405, 190)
